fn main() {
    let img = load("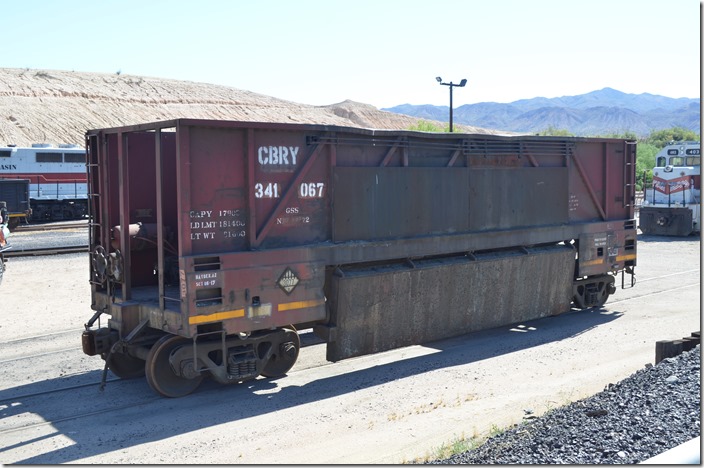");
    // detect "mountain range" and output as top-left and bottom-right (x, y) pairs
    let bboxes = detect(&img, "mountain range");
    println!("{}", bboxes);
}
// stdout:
(383, 88), (700, 137)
